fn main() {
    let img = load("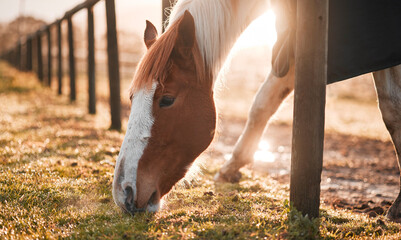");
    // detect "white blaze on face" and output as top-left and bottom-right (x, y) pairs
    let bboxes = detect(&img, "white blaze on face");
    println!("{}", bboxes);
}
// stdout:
(113, 83), (157, 211)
